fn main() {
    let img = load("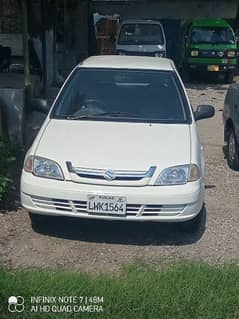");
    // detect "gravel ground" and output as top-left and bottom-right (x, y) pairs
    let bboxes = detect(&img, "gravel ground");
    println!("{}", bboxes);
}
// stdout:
(1, 77), (239, 273)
